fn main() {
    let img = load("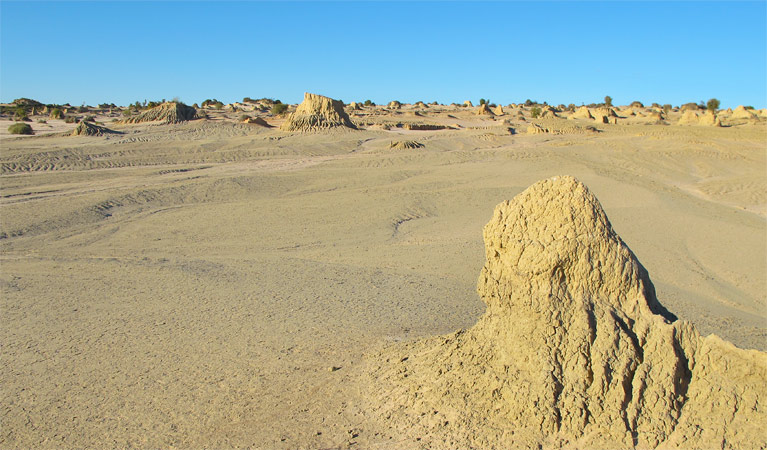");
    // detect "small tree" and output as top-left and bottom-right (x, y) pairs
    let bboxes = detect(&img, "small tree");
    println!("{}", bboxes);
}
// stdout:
(604, 96), (613, 107)
(364, 99), (372, 106)
(706, 98), (720, 113)
(530, 106), (541, 118)
(479, 98), (487, 105)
